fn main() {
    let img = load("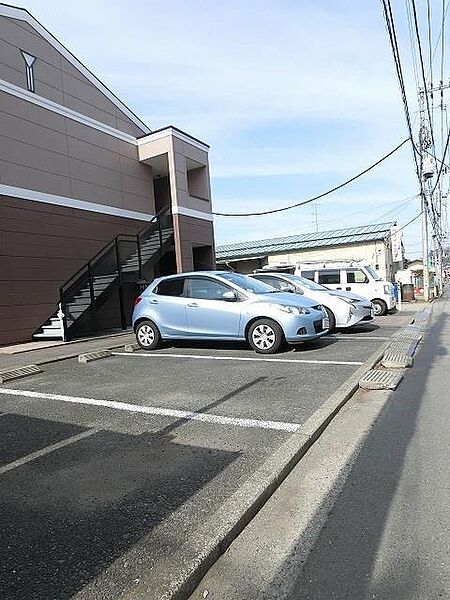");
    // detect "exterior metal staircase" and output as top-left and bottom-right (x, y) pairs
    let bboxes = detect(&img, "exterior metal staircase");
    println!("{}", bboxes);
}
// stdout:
(33, 208), (174, 341)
